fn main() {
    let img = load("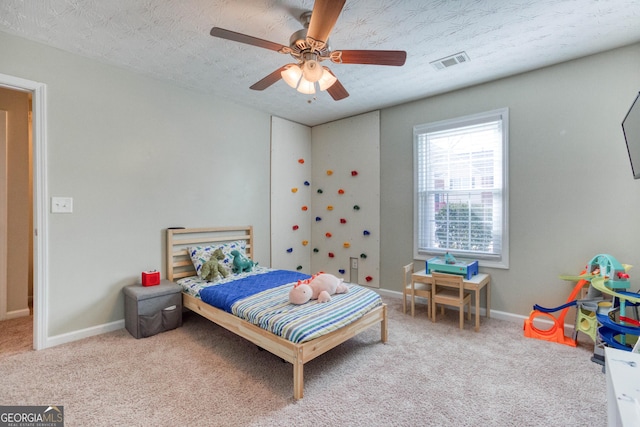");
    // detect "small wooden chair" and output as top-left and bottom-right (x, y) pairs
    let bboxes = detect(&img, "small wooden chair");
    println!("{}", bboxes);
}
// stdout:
(403, 263), (431, 318)
(431, 272), (471, 329)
